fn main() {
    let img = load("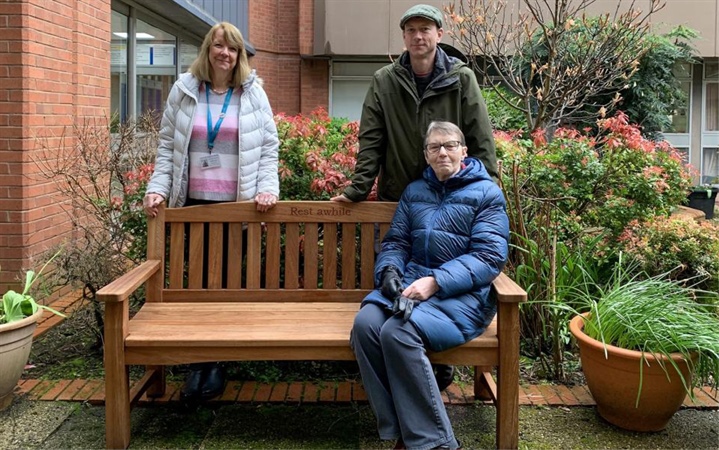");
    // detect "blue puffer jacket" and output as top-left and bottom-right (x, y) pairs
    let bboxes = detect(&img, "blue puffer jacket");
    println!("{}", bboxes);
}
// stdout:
(361, 157), (509, 352)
